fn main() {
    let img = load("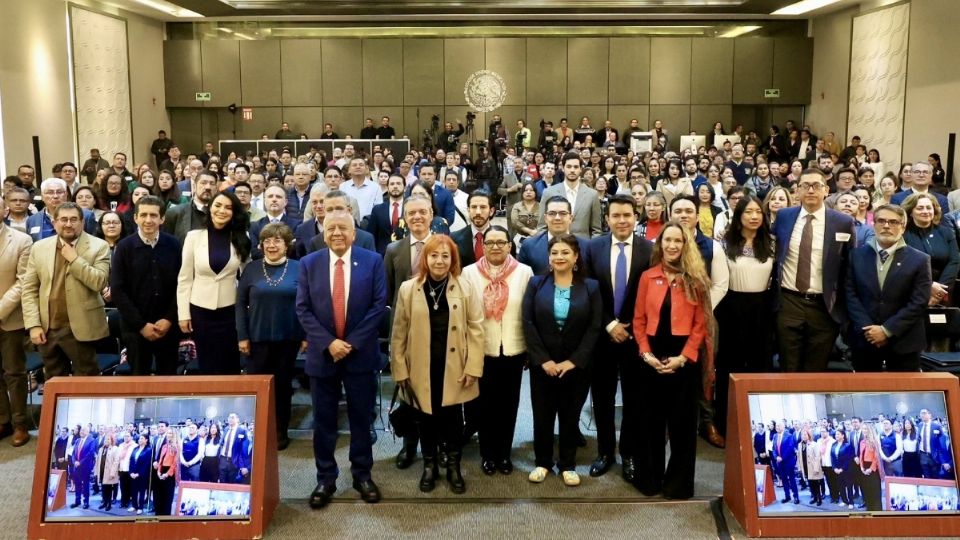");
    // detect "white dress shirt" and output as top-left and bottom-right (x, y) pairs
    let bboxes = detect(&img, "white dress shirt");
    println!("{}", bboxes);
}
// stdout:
(564, 181), (580, 212)
(329, 247), (352, 318)
(781, 205), (826, 294)
(725, 246), (774, 293)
